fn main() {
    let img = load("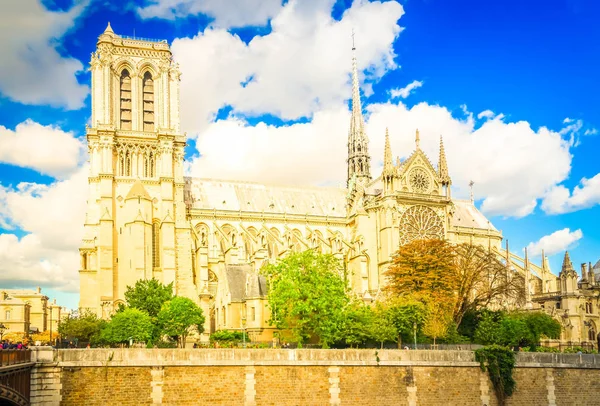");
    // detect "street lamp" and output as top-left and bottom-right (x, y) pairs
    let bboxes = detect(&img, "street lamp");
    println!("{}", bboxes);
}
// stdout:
(0, 323), (6, 341)
(241, 317), (247, 348)
(413, 322), (417, 350)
